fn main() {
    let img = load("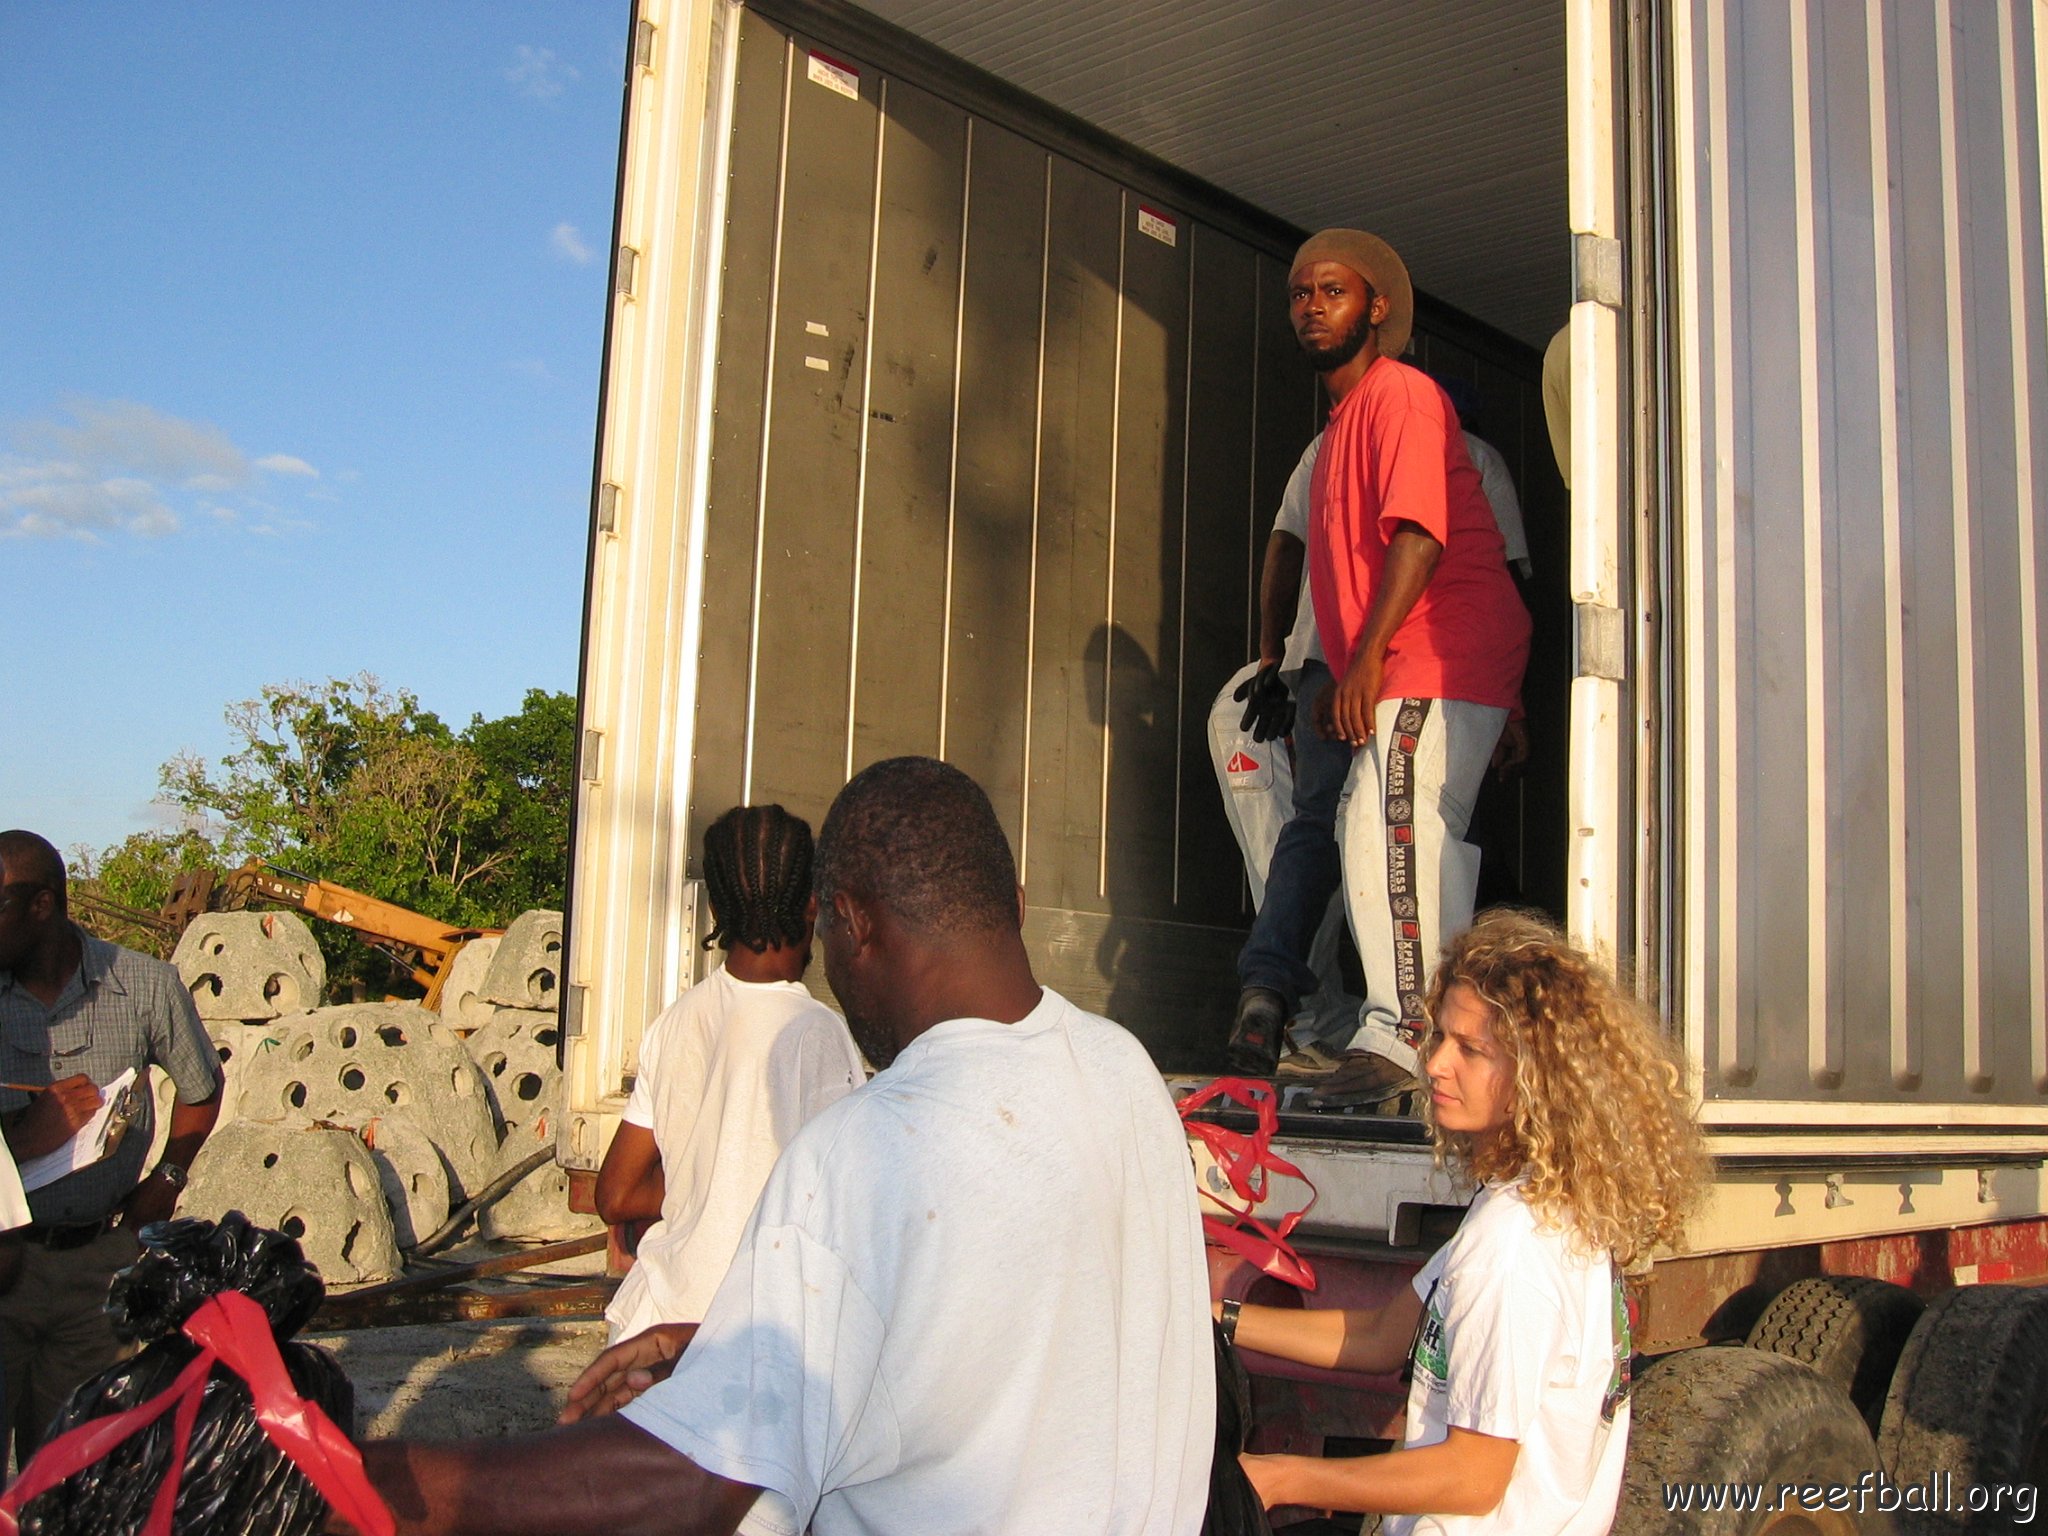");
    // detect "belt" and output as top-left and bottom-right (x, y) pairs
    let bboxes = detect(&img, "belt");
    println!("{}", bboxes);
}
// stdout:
(20, 1216), (114, 1251)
